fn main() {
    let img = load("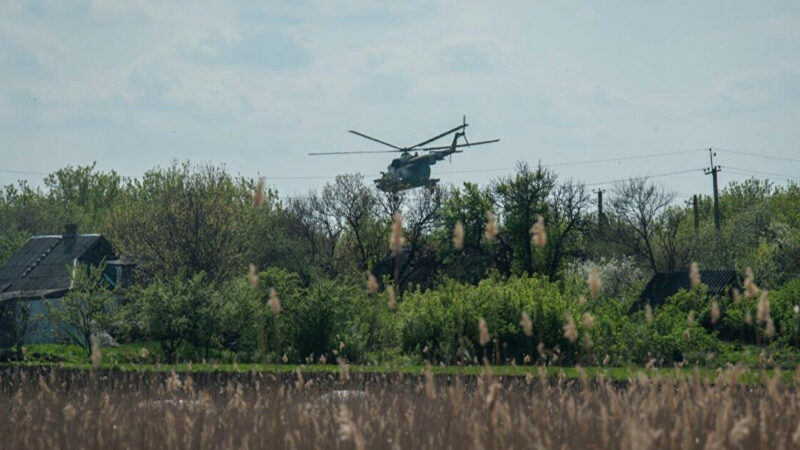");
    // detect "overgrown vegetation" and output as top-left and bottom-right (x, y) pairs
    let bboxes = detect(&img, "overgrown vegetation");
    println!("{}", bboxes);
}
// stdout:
(4, 365), (800, 449)
(2, 162), (800, 368)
